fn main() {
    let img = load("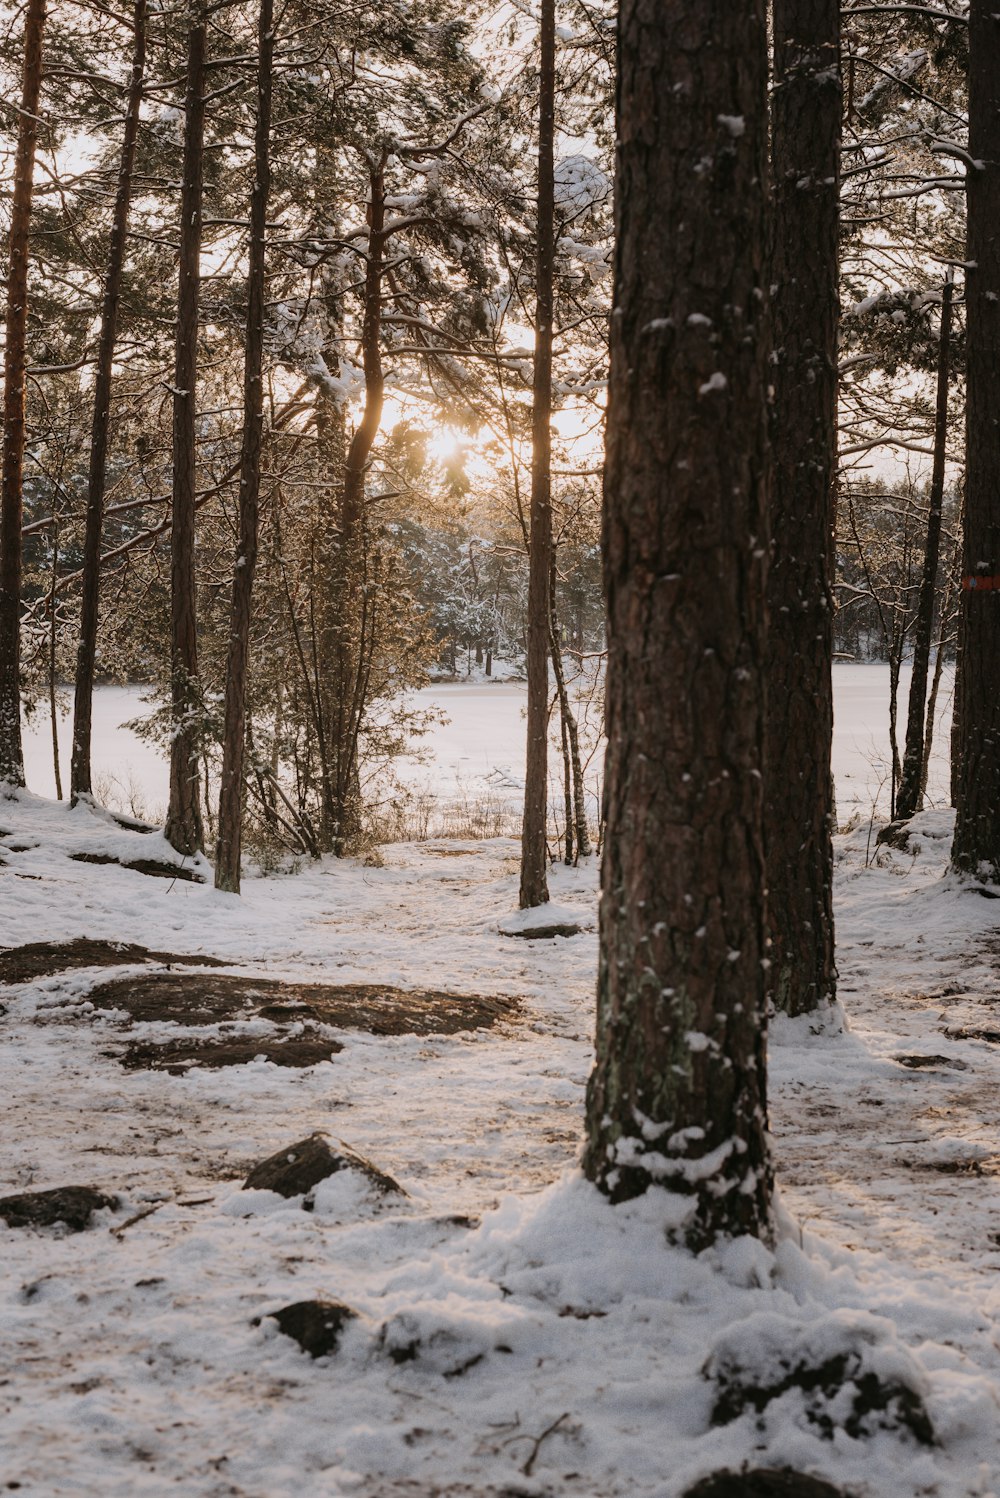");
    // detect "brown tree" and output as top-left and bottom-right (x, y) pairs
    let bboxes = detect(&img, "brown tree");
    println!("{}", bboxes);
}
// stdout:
(894, 273), (954, 824)
(70, 0), (147, 803)
(951, 0), (1000, 880)
(519, 0), (555, 909)
(0, 0), (46, 787)
(583, 0), (773, 1245)
(215, 0), (274, 891)
(763, 0), (841, 1016)
(164, 10), (207, 855)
